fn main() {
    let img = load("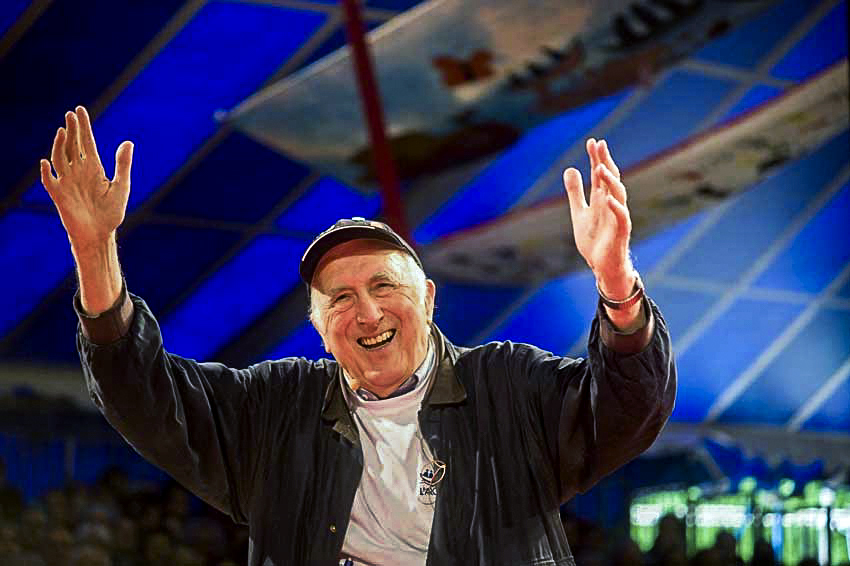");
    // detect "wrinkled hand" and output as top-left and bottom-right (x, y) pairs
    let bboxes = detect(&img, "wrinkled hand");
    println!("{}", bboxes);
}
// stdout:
(40, 106), (133, 250)
(563, 138), (634, 296)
